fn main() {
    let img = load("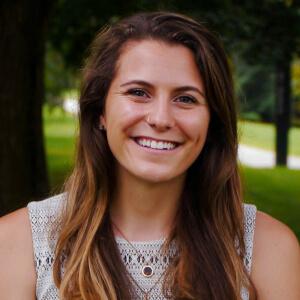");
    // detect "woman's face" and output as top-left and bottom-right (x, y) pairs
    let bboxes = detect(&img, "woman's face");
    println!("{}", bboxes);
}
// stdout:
(101, 39), (210, 184)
